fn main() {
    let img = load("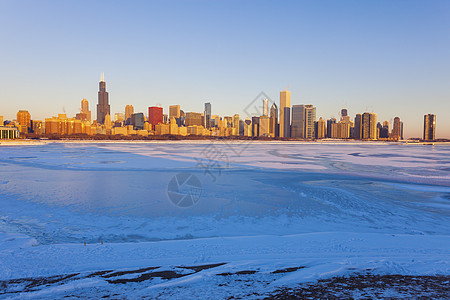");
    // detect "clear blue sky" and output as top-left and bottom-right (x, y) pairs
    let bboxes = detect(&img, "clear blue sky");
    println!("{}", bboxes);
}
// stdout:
(0, 0), (449, 138)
